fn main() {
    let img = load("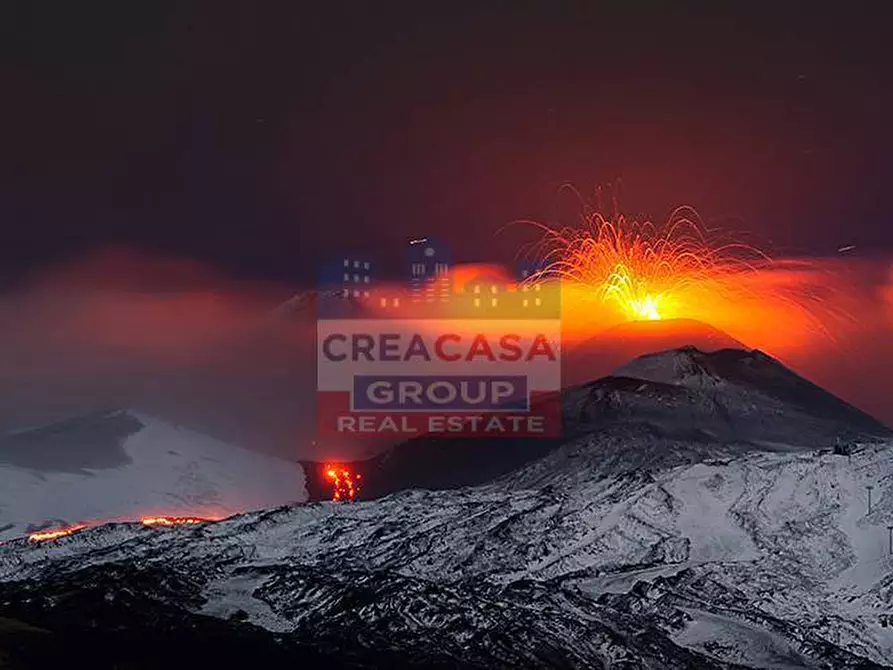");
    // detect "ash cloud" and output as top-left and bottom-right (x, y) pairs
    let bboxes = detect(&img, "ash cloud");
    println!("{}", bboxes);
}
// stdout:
(0, 248), (327, 462)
